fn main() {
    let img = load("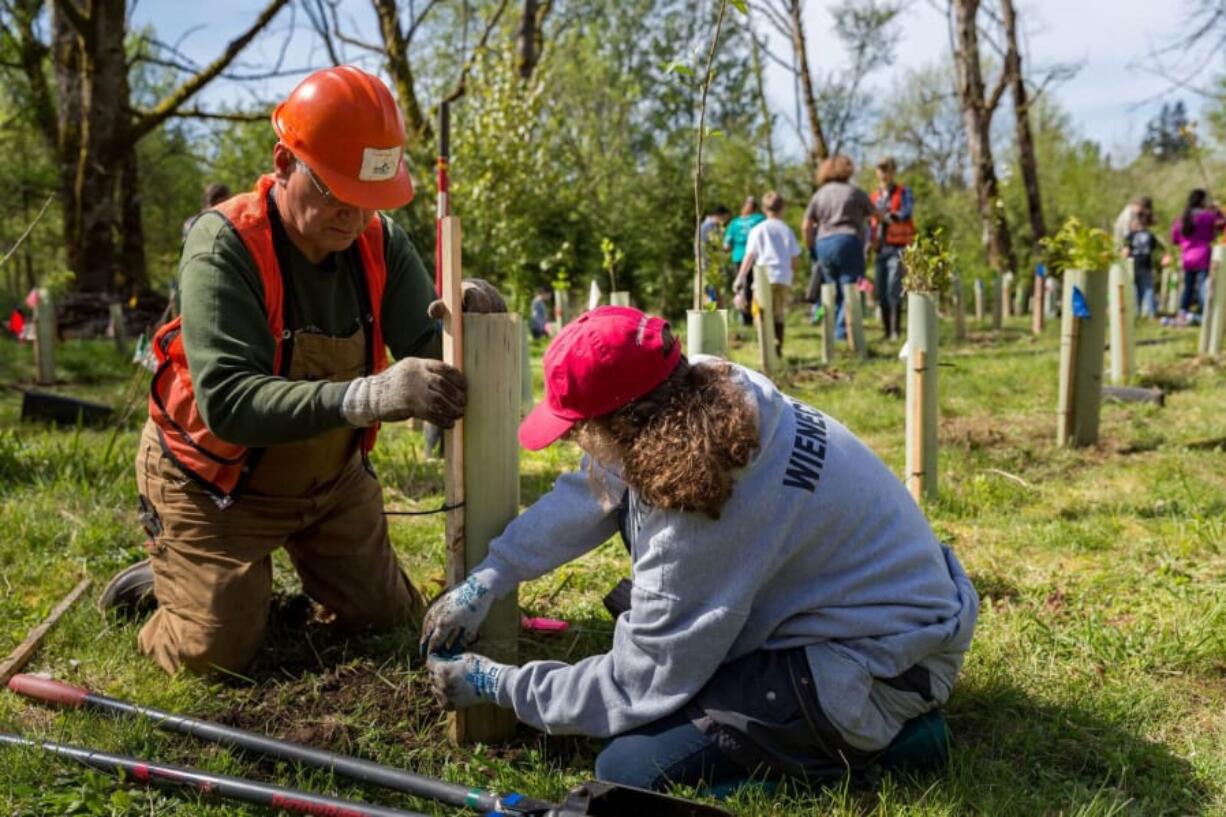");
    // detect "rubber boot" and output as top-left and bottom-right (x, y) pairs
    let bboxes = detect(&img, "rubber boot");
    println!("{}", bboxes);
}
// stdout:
(891, 305), (903, 342)
(99, 558), (157, 618)
(774, 321), (784, 359)
(880, 303), (892, 339)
